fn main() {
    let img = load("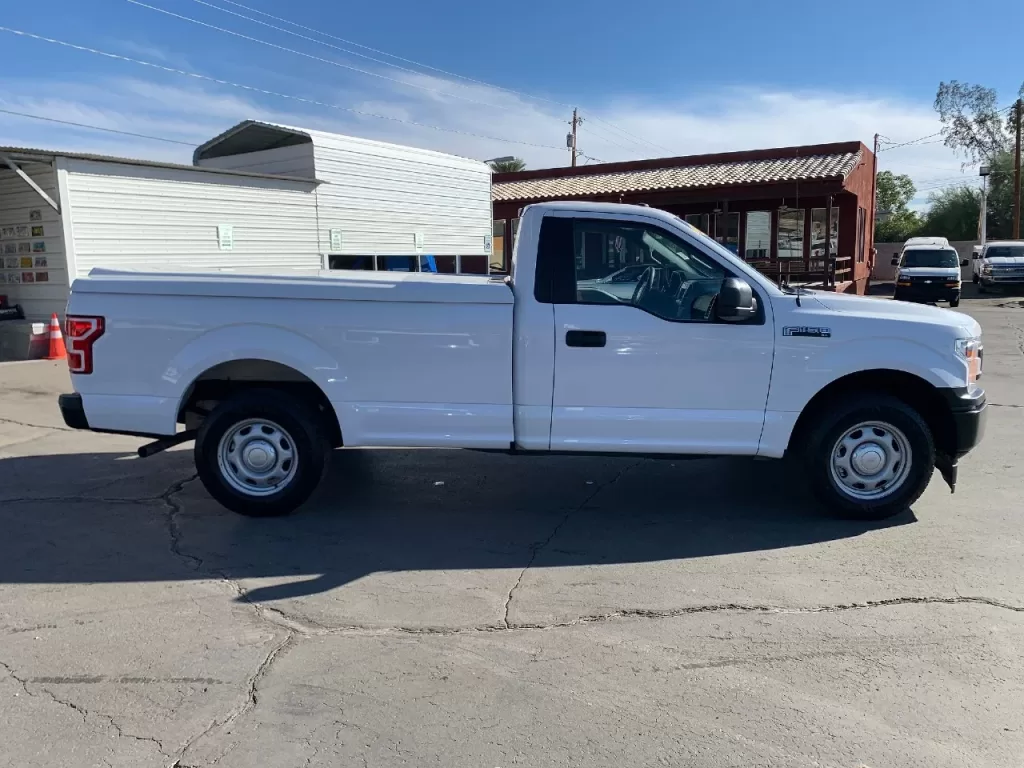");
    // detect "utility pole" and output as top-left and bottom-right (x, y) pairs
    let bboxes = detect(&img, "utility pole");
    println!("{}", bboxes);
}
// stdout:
(567, 108), (583, 167)
(980, 165), (990, 246)
(1014, 98), (1022, 239)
